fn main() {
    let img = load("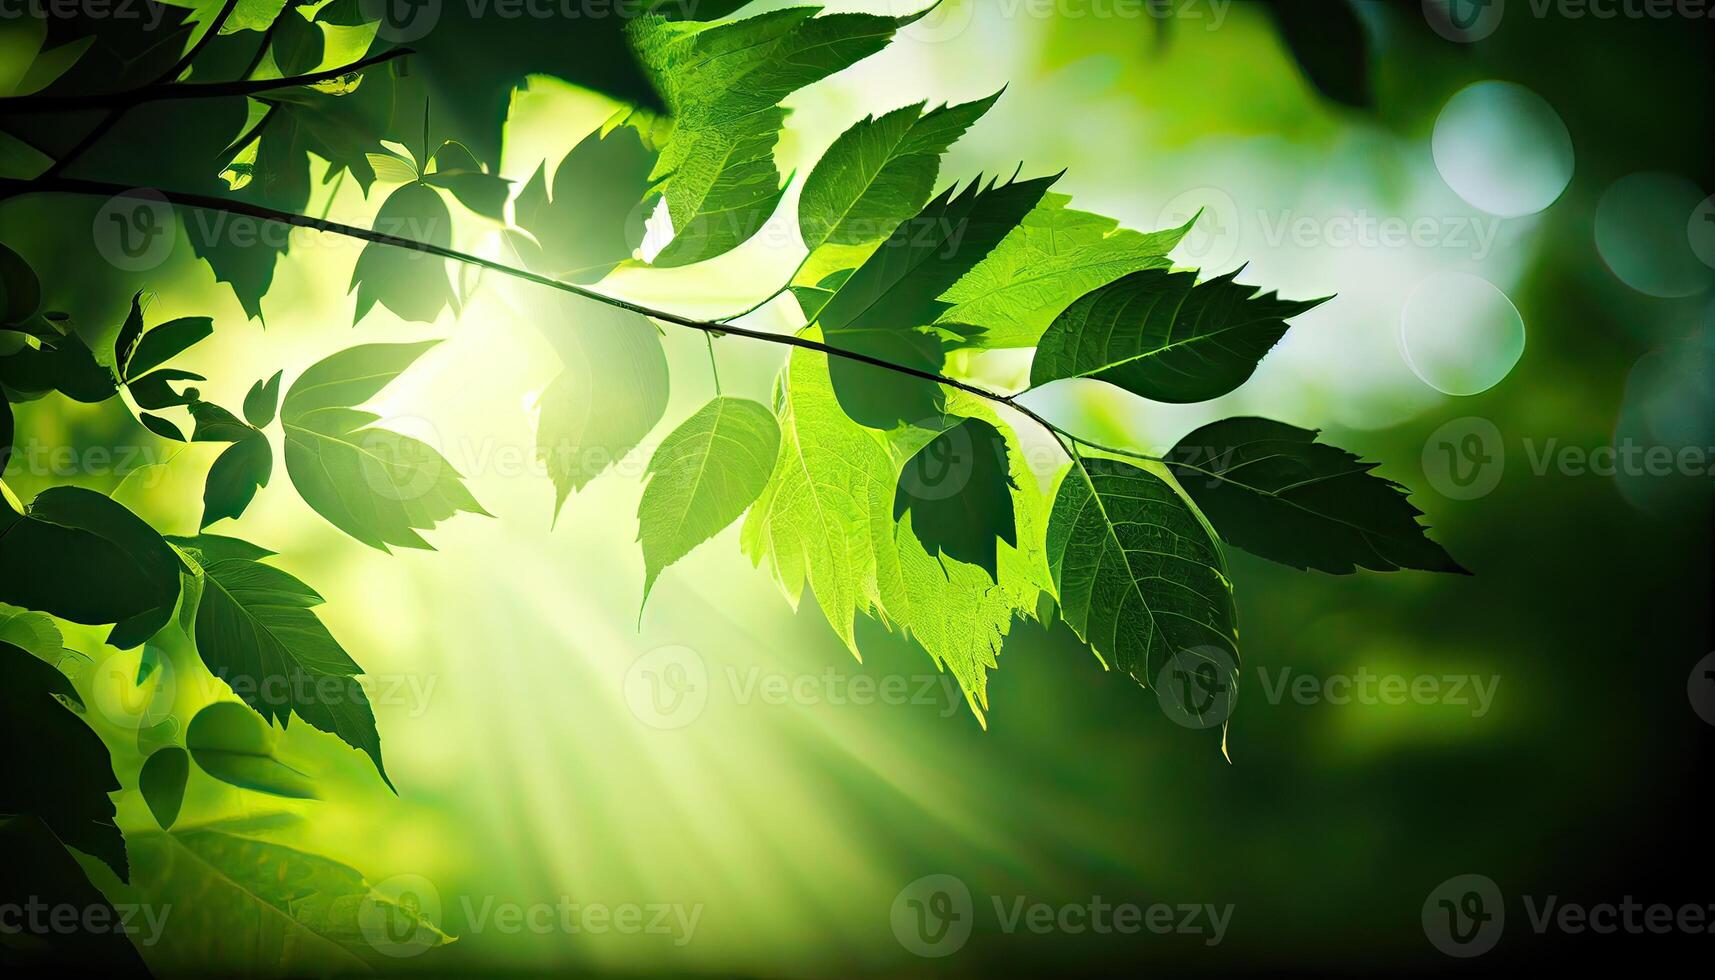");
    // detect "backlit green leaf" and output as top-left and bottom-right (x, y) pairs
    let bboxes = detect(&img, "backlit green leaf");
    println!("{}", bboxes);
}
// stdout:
(184, 702), (317, 800)
(938, 193), (1191, 348)
(638, 396), (779, 607)
(349, 182), (458, 325)
(282, 342), (487, 551)
(128, 824), (454, 974)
